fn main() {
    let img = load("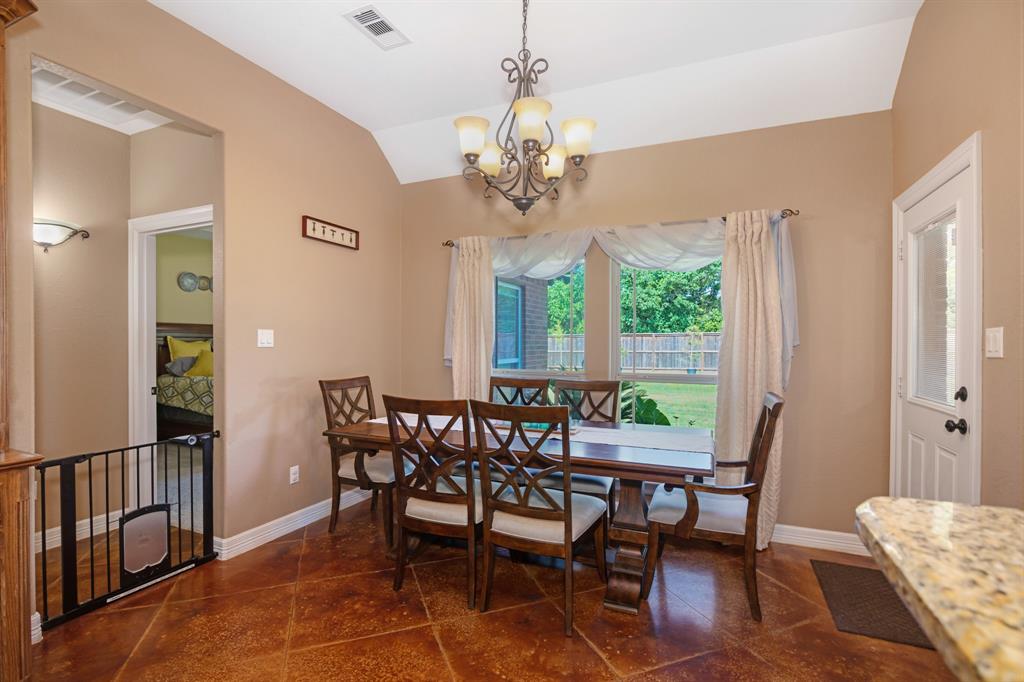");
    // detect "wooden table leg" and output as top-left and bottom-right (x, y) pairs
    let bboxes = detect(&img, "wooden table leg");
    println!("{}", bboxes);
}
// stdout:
(603, 478), (649, 614)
